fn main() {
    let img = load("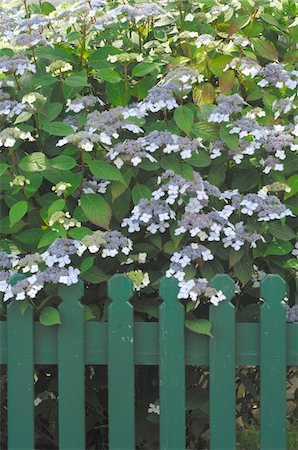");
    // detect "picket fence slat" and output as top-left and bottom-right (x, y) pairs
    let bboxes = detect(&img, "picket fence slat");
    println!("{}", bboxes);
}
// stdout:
(1, 274), (298, 450)
(58, 280), (85, 450)
(7, 302), (34, 450)
(209, 274), (236, 450)
(159, 276), (185, 450)
(108, 274), (135, 450)
(260, 275), (287, 450)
